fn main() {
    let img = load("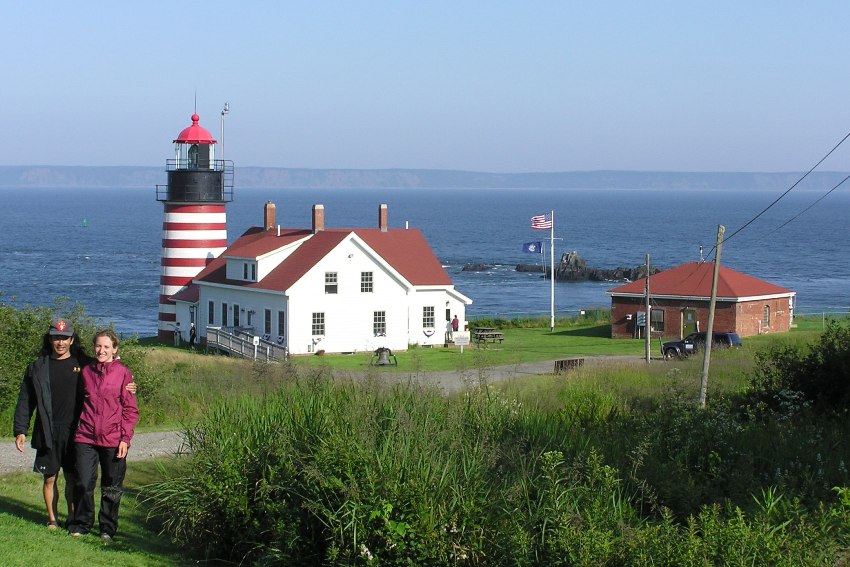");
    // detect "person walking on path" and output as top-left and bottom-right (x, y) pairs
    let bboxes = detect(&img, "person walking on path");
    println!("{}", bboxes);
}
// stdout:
(67, 330), (139, 542)
(14, 319), (88, 530)
(189, 323), (197, 350)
